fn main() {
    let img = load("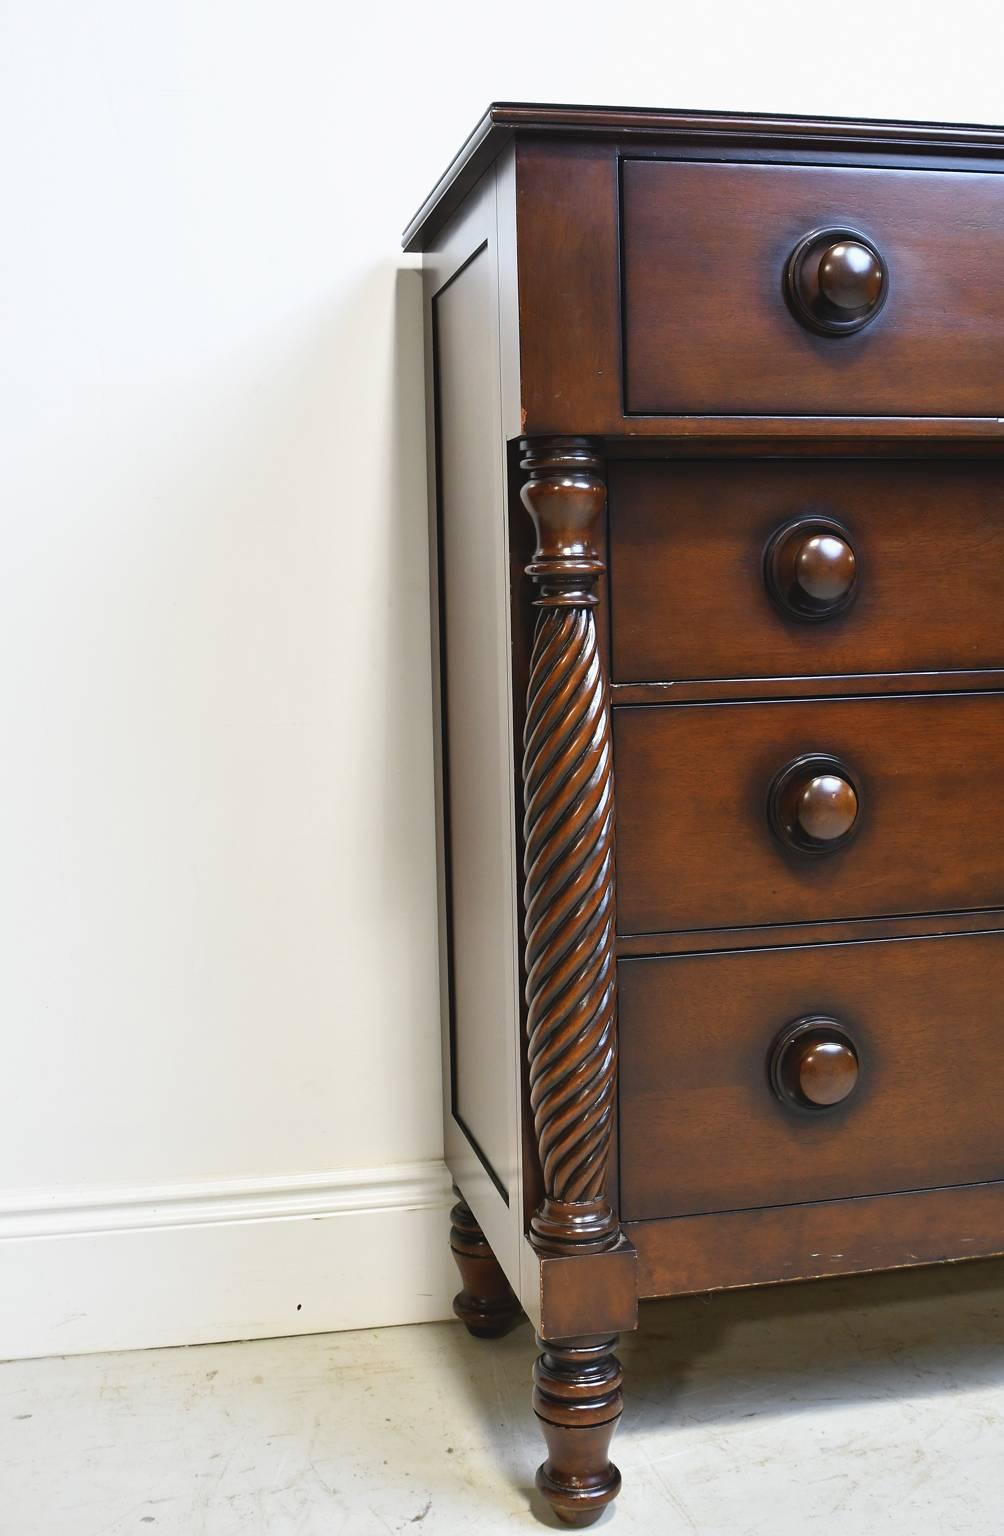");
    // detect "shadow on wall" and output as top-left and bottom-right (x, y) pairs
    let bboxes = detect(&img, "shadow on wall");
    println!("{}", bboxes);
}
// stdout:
(380, 263), (436, 924)
(2, 254), (442, 1190)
